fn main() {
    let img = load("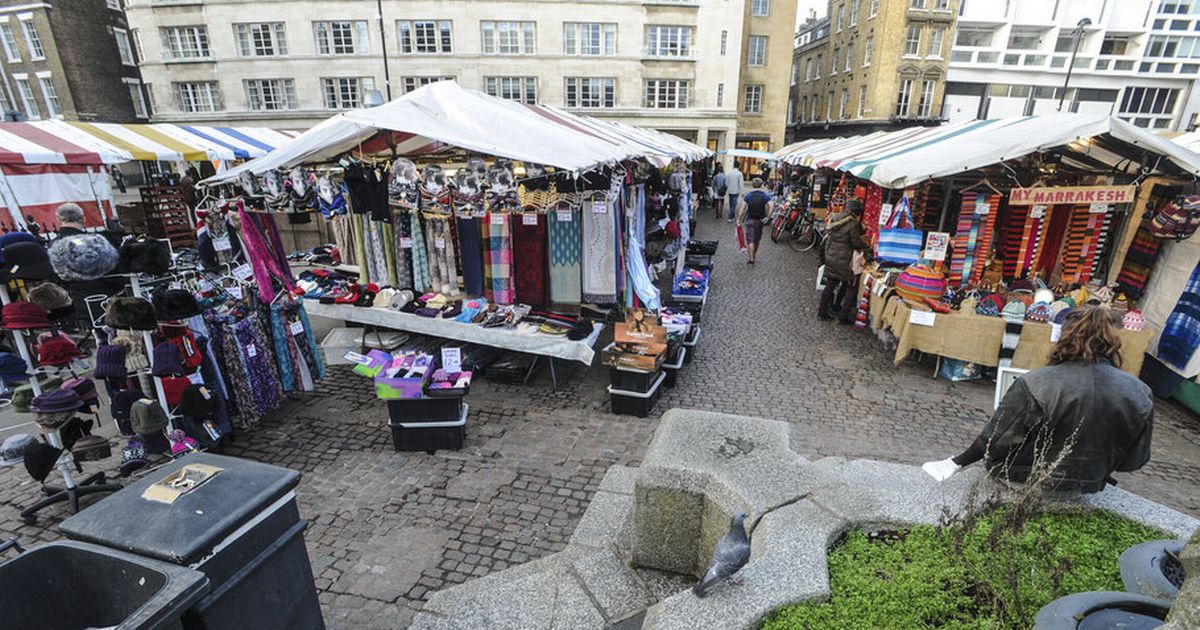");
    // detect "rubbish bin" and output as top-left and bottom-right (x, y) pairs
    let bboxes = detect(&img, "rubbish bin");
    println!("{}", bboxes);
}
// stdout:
(0, 540), (209, 630)
(59, 453), (324, 630)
